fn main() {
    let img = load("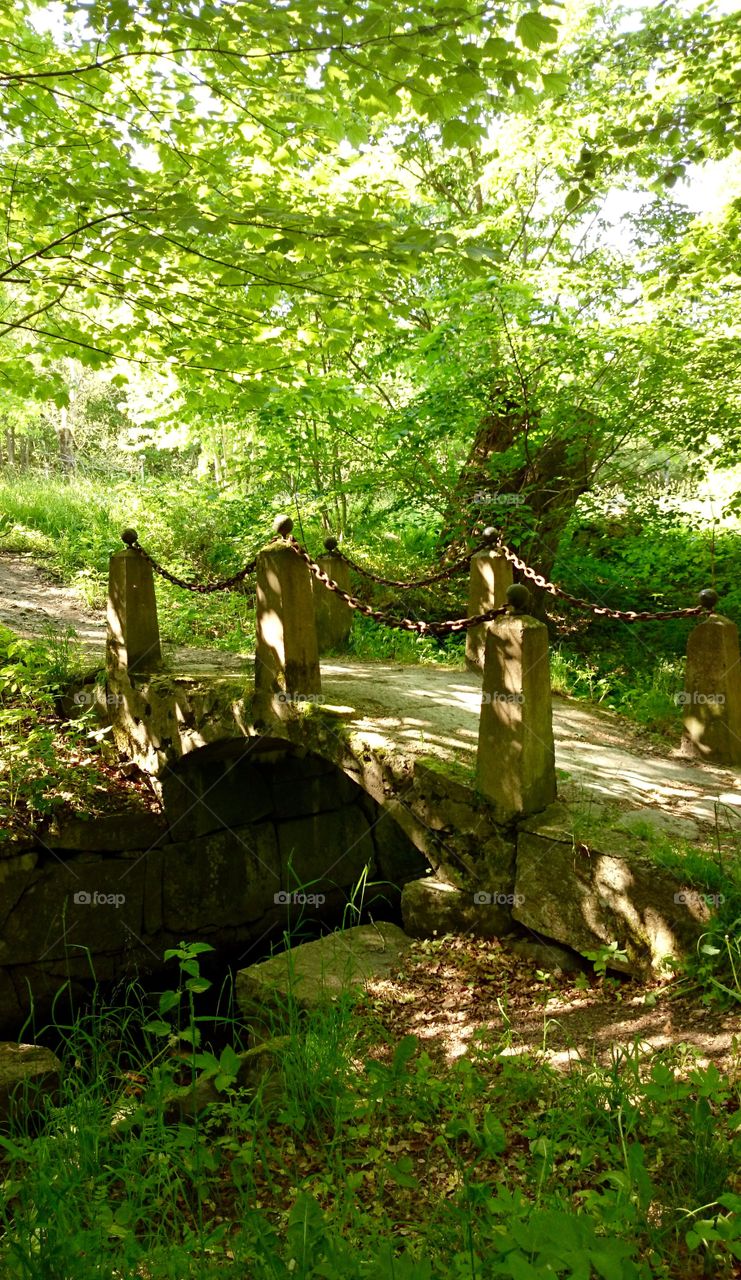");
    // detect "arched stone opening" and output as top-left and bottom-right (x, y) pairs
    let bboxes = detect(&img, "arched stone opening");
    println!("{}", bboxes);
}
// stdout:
(160, 734), (427, 933)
